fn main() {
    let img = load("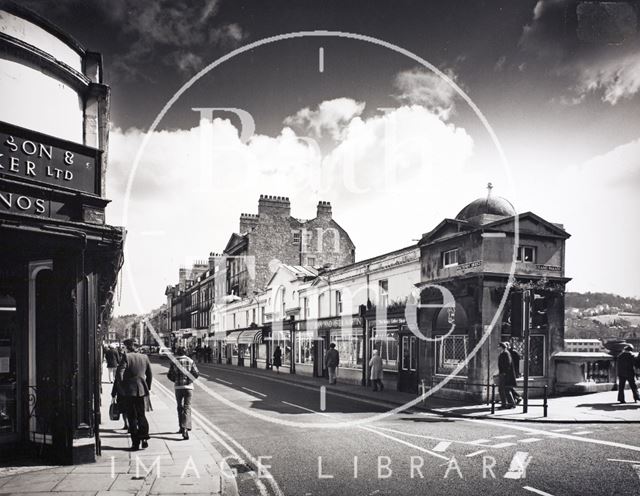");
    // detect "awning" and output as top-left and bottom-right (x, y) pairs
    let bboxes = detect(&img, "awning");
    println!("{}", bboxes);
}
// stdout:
(238, 329), (263, 344)
(225, 330), (243, 344)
